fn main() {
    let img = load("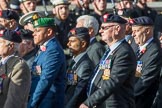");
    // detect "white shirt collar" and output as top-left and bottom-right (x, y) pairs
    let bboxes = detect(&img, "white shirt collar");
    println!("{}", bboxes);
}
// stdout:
(139, 37), (153, 51)
(1, 54), (15, 65)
